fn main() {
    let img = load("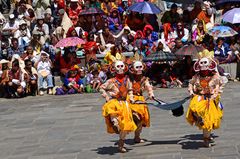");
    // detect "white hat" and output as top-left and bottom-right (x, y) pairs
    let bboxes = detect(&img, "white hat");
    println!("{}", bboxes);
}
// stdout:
(0, 59), (10, 64)
(19, 19), (27, 25)
(45, 8), (52, 15)
(71, 0), (78, 2)
(36, 14), (44, 20)
(40, 51), (49, 57)
(9, 14), (15, 19)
